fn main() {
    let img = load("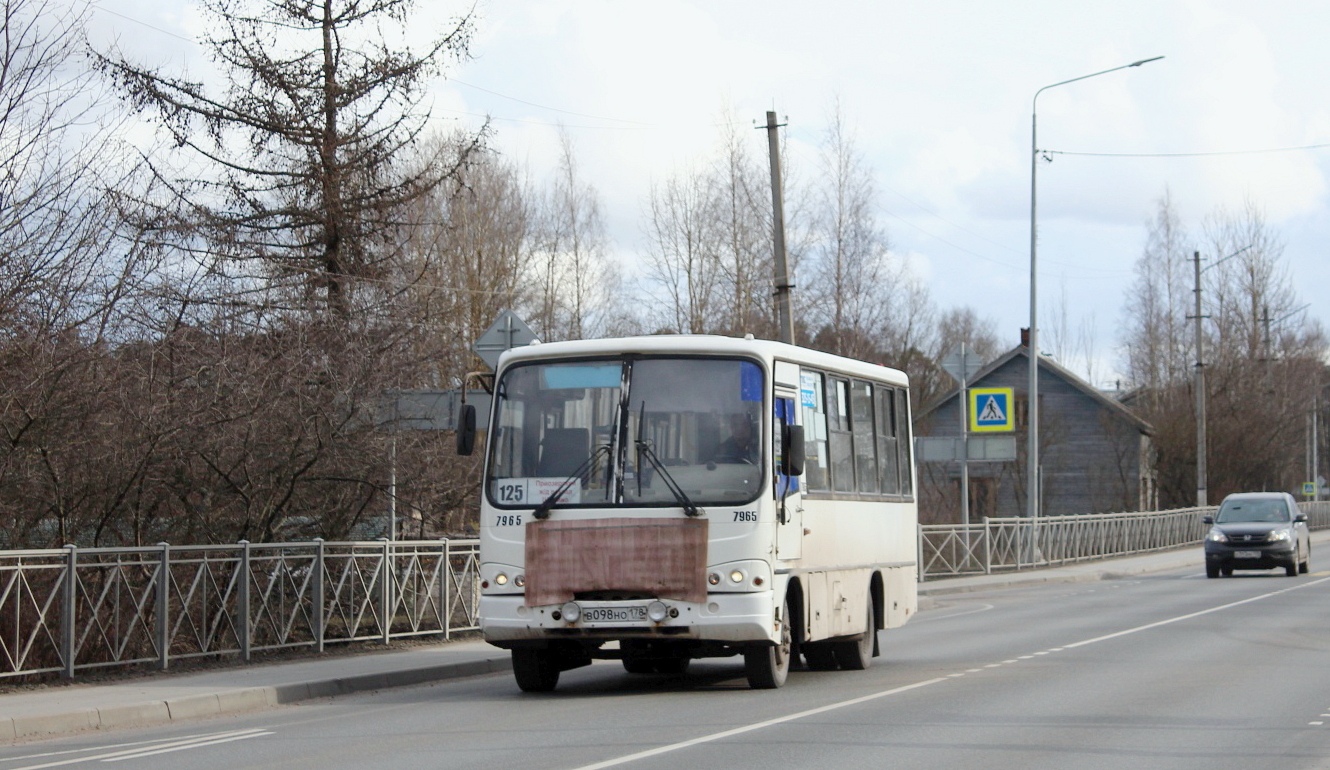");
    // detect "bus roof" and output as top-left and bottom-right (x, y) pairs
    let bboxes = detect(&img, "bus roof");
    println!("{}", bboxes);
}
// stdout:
(495, 335), (909, 387)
